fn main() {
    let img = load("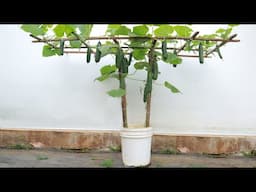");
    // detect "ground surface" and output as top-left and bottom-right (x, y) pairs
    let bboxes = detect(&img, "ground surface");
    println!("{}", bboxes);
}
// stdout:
(0, 148), (256, 168)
